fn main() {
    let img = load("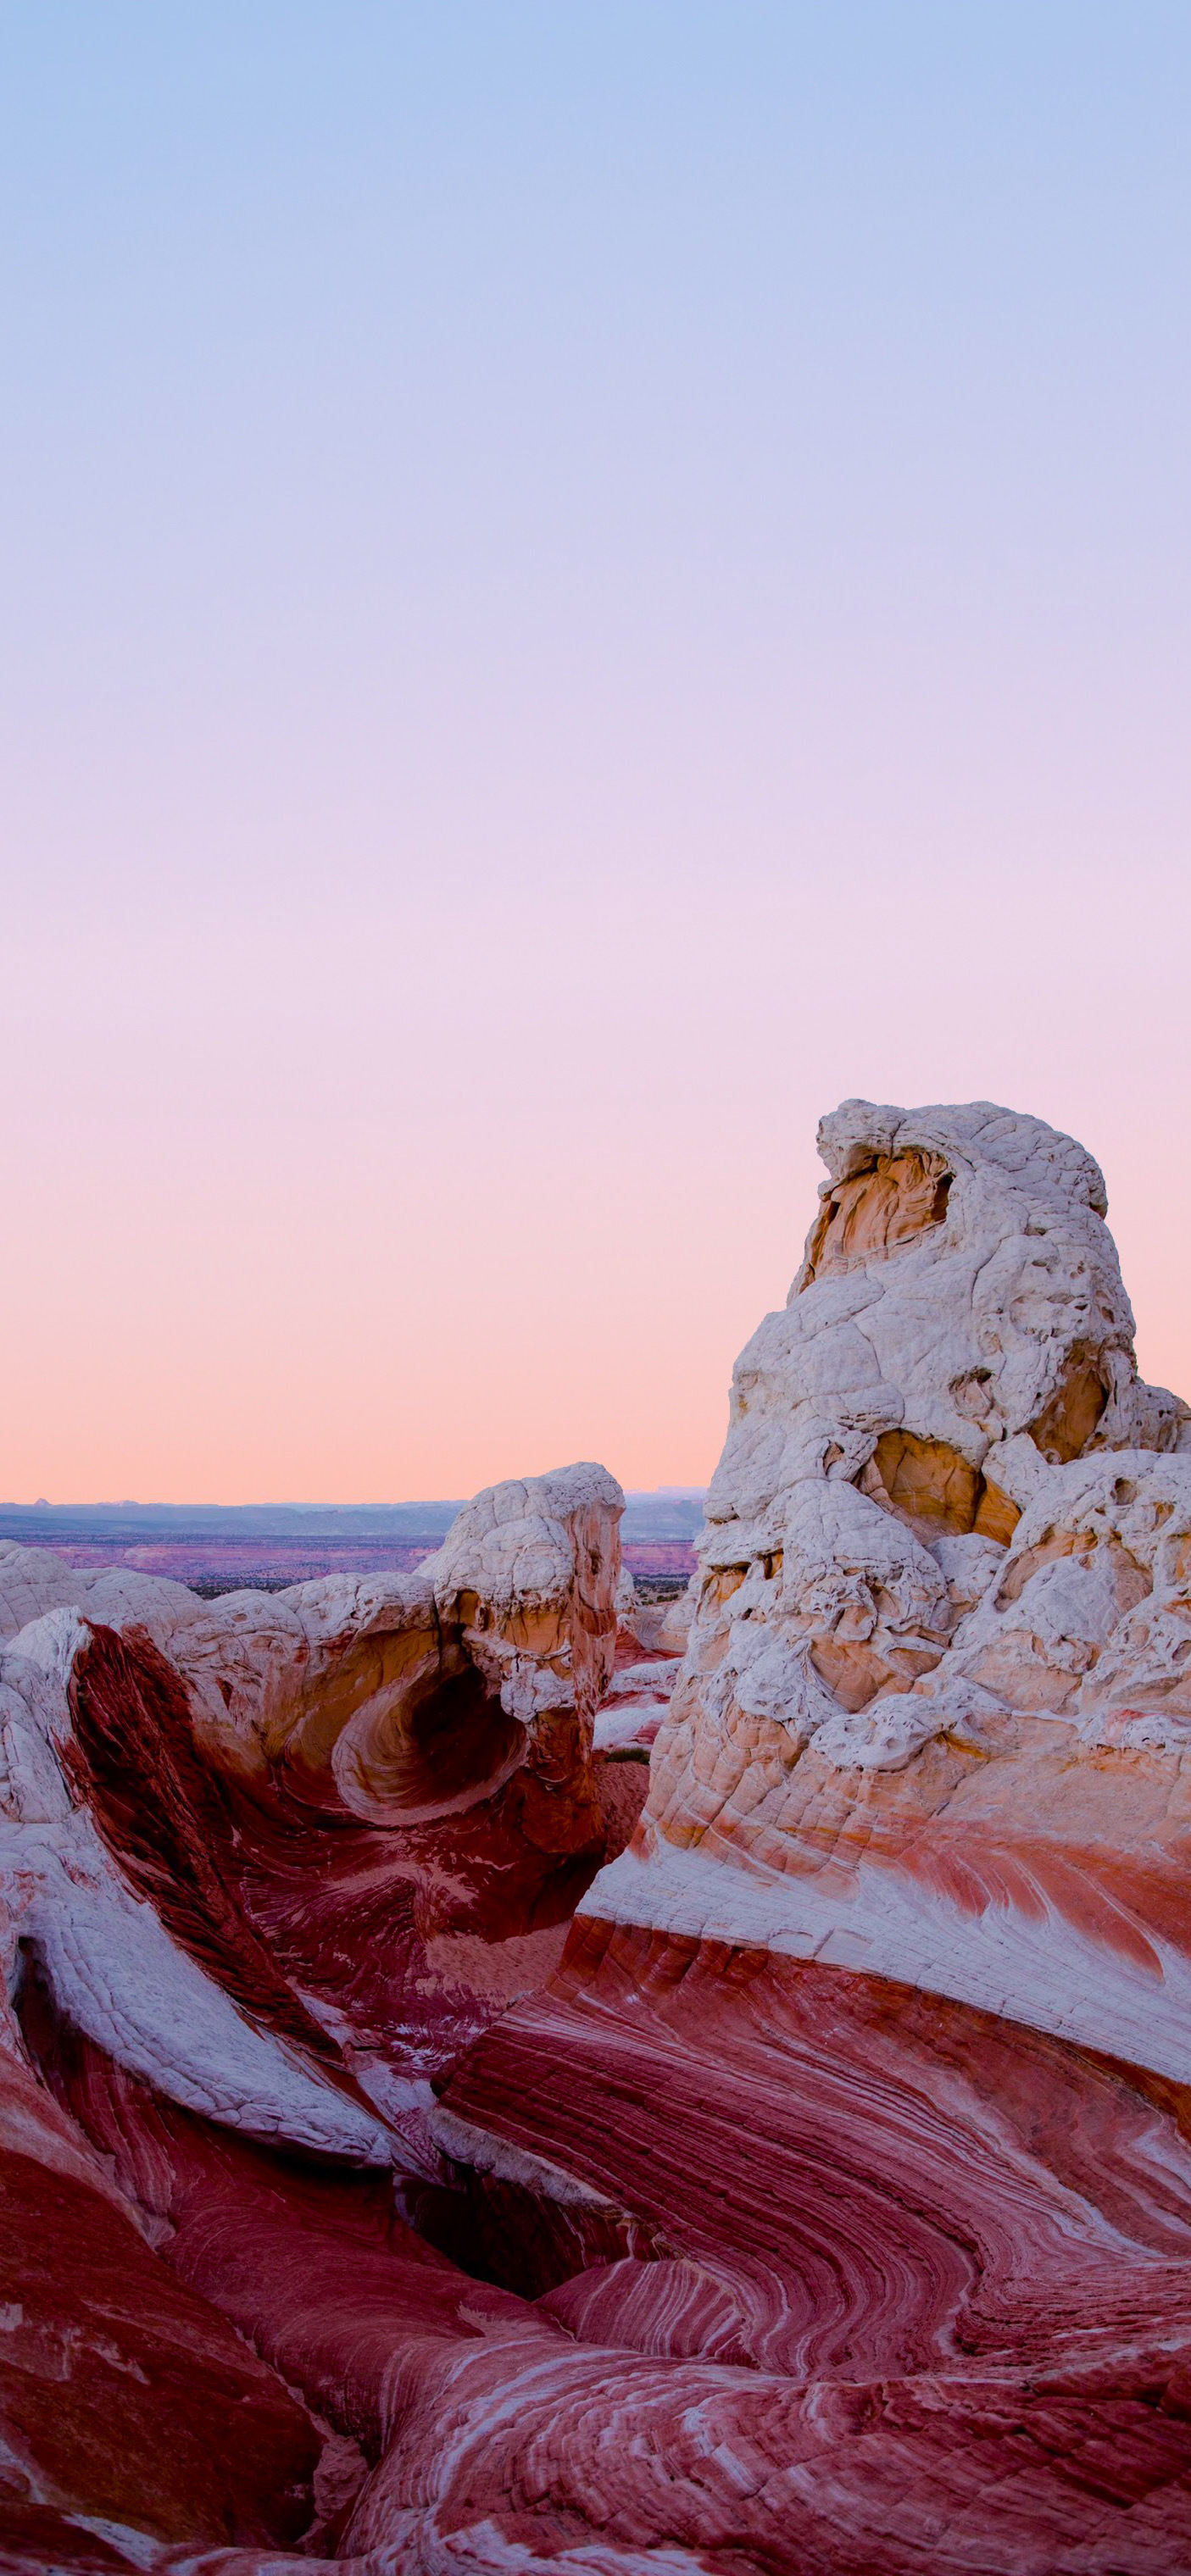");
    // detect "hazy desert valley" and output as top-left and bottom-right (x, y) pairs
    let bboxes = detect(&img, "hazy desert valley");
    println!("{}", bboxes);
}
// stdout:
(4, 1097), (1191, 2574)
